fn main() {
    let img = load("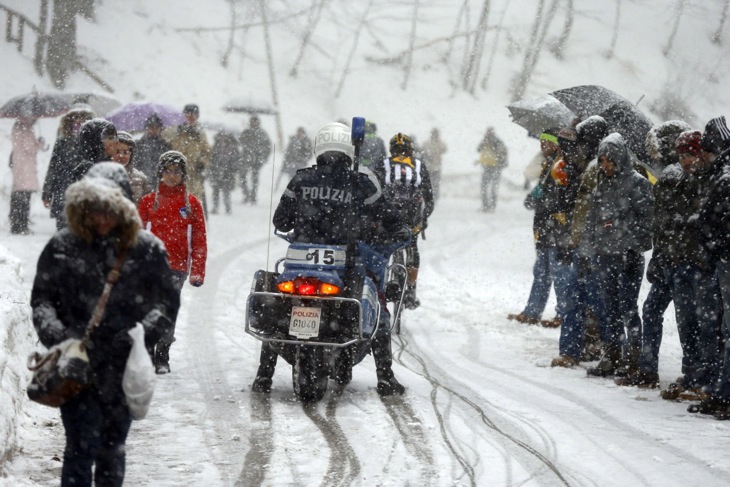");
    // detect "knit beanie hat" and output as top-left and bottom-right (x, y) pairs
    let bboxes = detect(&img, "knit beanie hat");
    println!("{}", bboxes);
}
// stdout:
(700, 116), (730, 154)
(155, 150), (190, 211)
(675, 130), (703, 157)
